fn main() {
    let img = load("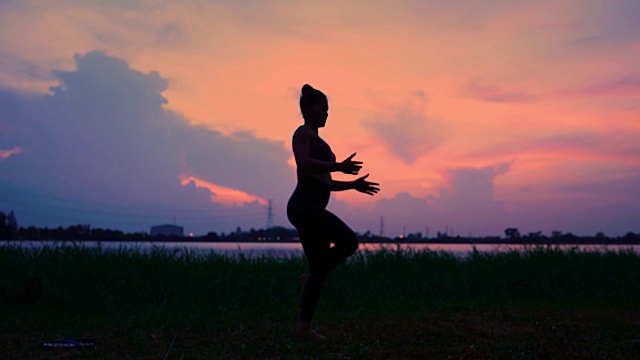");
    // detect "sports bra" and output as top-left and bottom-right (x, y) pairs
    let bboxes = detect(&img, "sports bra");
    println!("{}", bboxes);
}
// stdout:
(309, 137), (335, 162)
